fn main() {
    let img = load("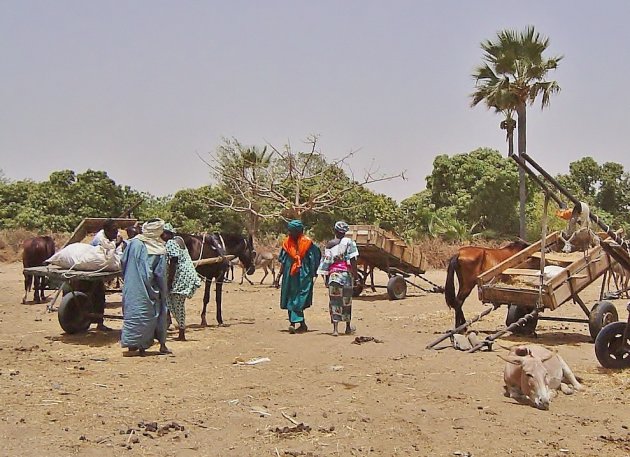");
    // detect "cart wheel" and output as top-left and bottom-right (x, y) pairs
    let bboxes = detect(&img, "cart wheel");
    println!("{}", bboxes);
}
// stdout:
(387, 275), (407, 300)
(506, 305), (538, 335)
(353, 272), (365, 297)
(58, 292), (92, 334)
(594, 321), (630, 369)
(588, 301), (618, 341)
